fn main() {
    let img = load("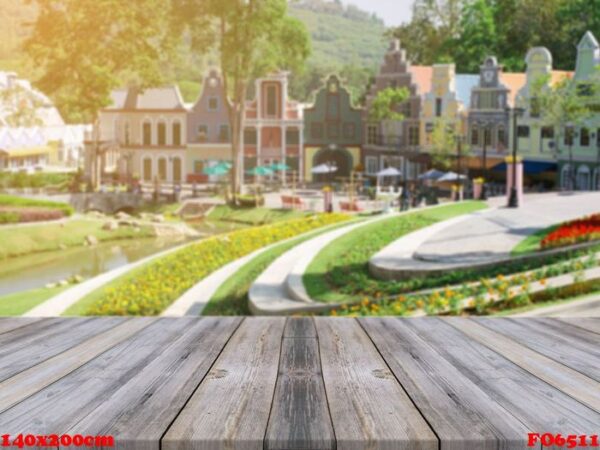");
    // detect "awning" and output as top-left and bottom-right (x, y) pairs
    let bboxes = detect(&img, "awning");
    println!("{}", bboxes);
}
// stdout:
(0, 146), (53, 158)
(492, 160), (557, 174)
